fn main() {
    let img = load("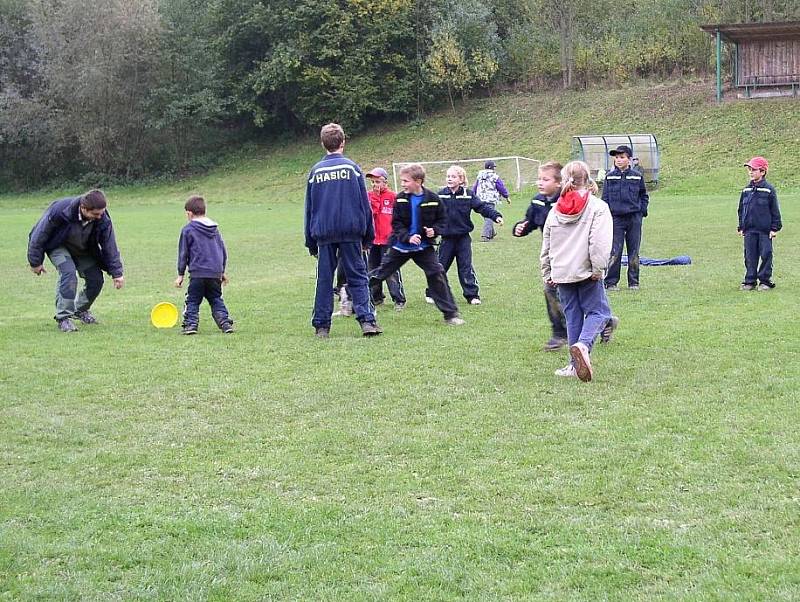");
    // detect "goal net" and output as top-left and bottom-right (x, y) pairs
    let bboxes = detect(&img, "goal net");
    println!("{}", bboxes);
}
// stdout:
(391, 156), (541, 194)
